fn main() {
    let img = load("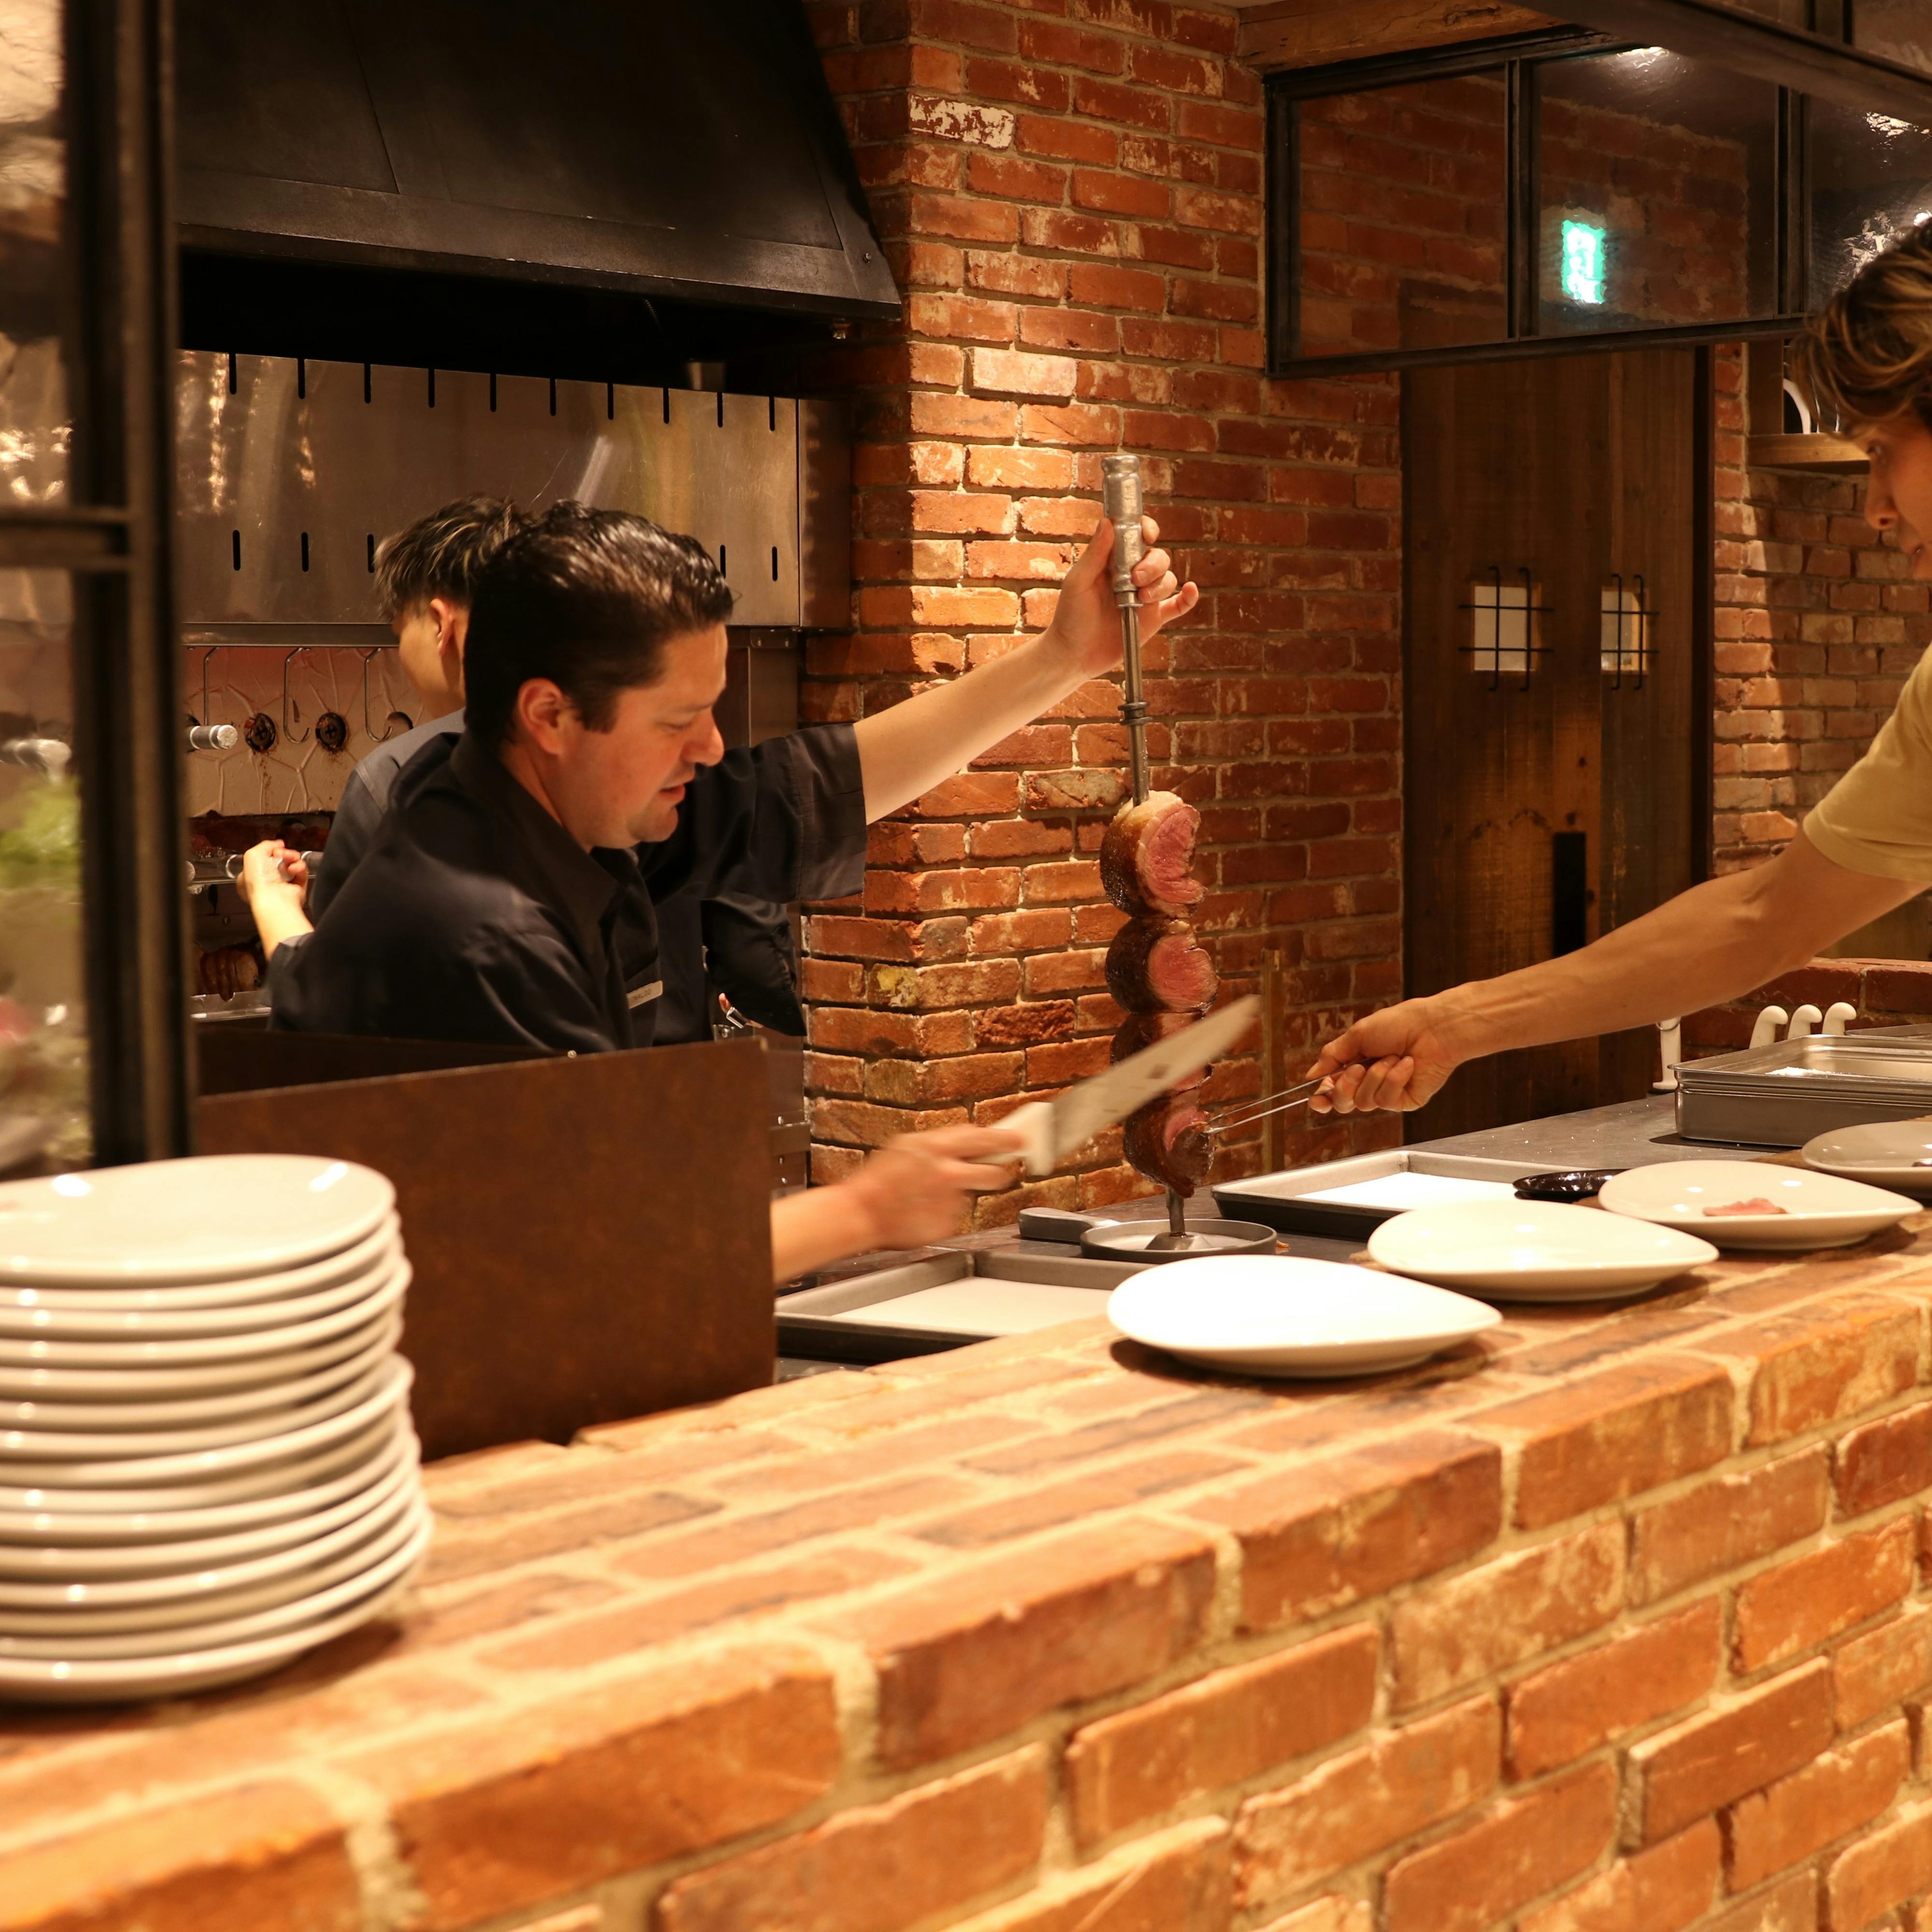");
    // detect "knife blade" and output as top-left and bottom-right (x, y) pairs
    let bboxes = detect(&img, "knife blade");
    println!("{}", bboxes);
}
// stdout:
(1001, 994), (1260, 1177)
